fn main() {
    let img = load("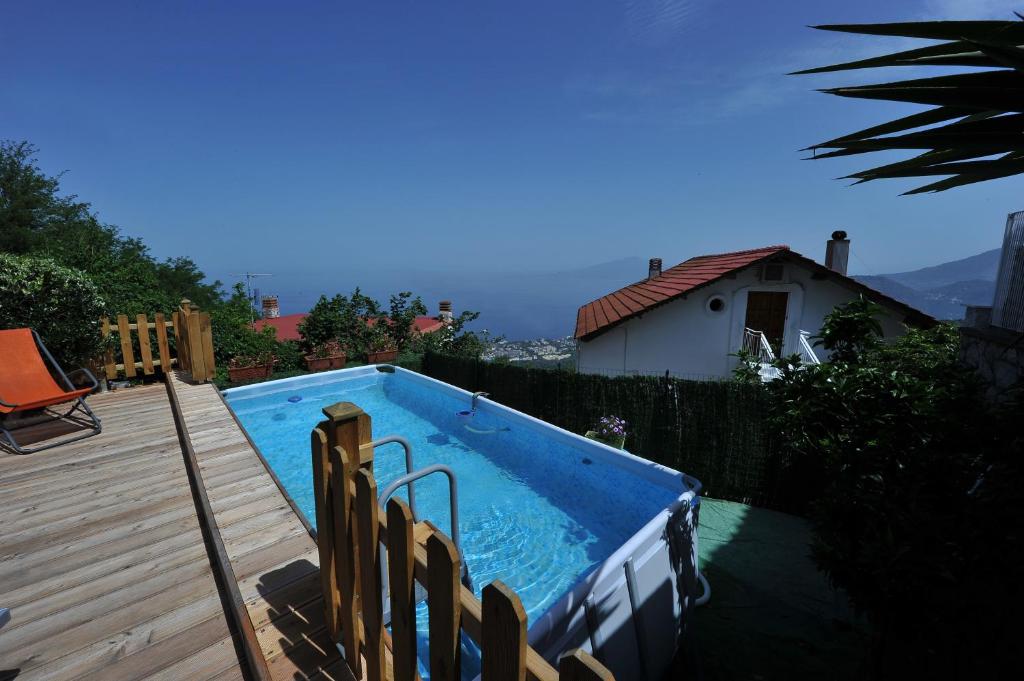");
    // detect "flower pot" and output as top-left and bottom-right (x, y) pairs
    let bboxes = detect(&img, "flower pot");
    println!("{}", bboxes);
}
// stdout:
(367, 349), (398, 364)
(584, 430), (626, 450)
(304, 353), (347, 372)
(228, 363), (274, 383)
